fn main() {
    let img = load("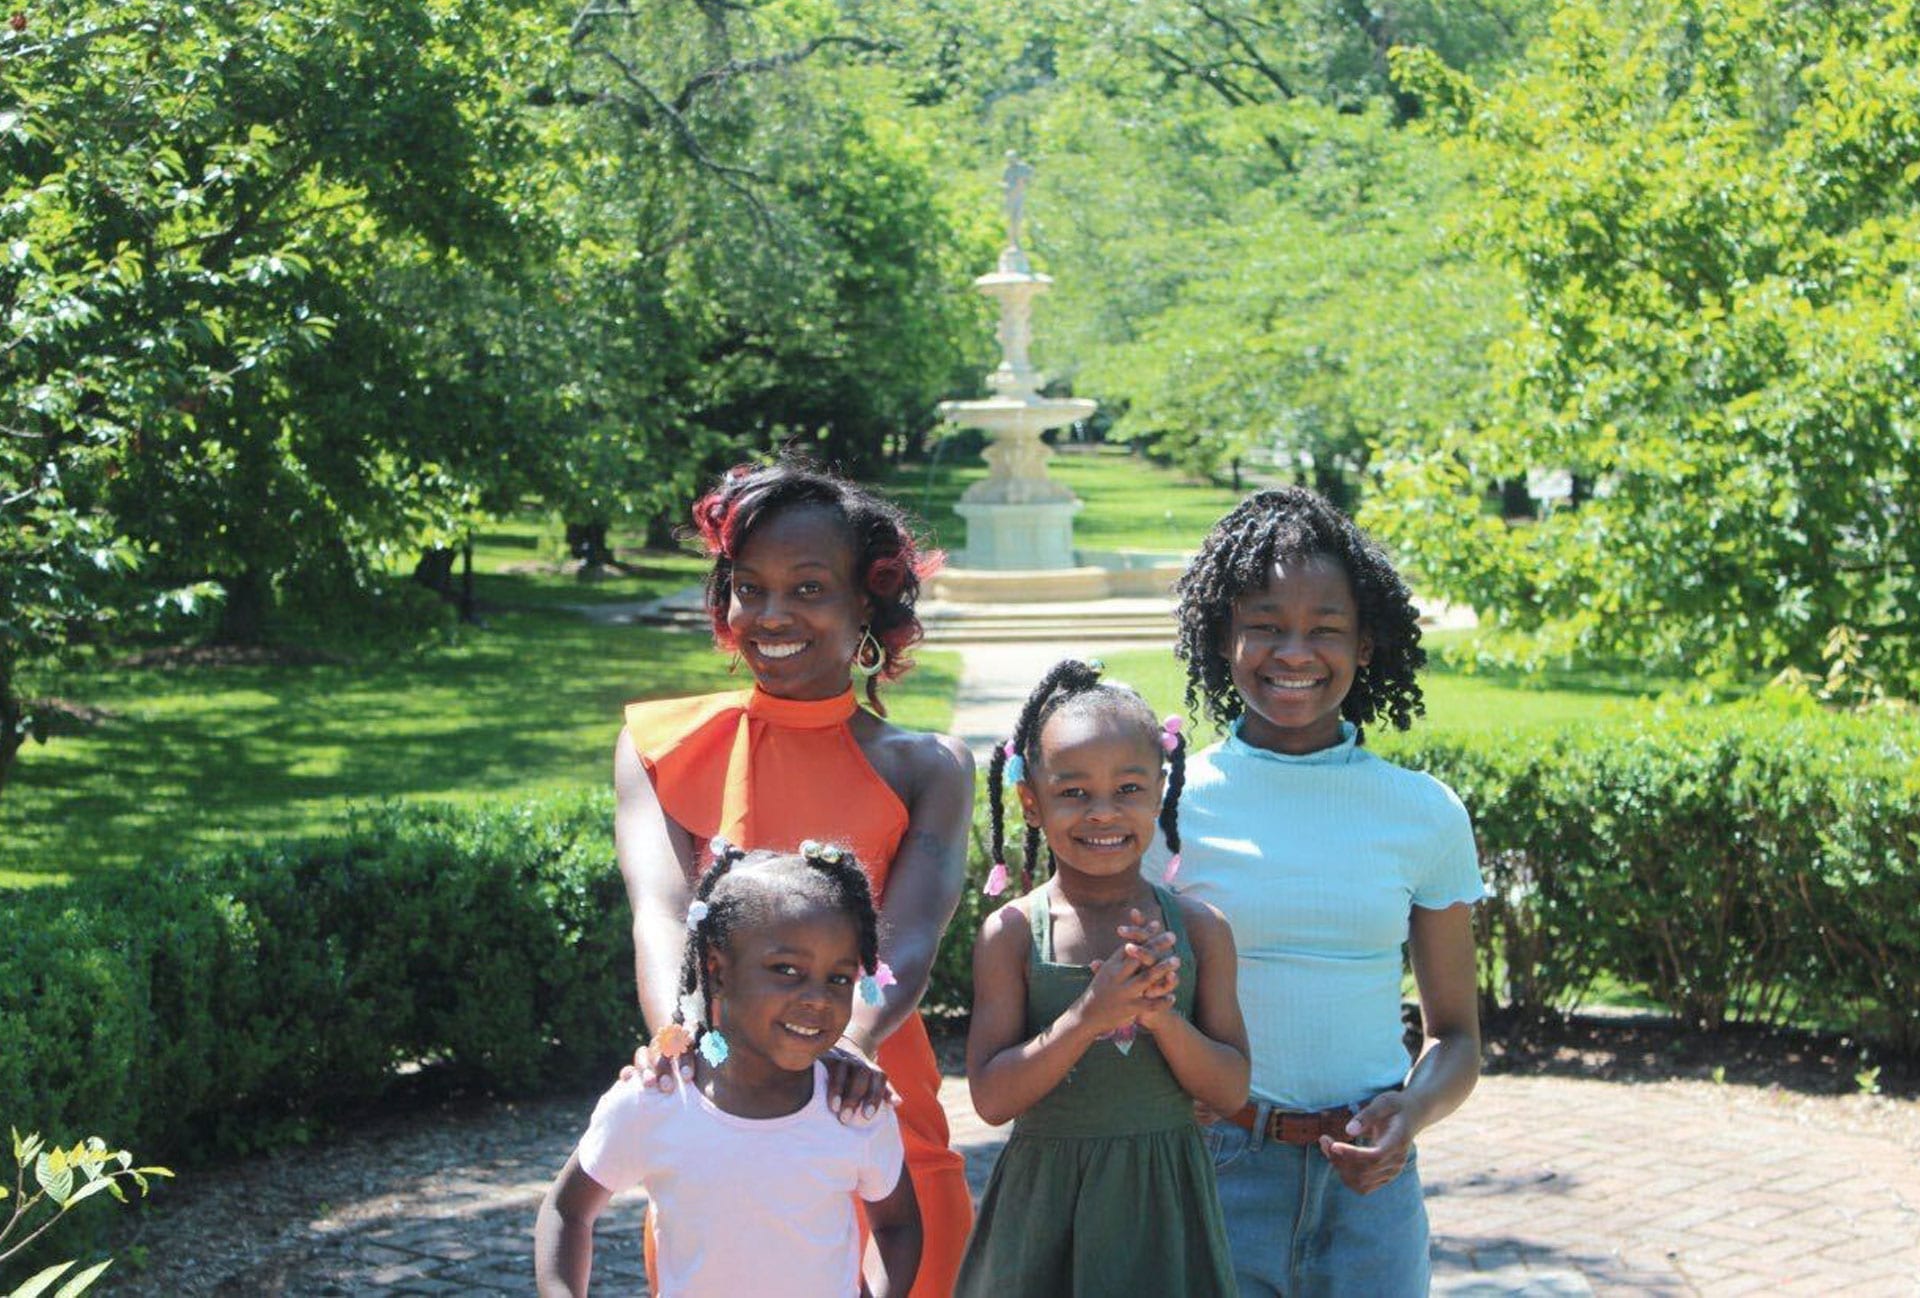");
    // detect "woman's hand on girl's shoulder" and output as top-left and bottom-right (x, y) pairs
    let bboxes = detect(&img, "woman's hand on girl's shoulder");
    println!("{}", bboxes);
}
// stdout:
(622, 1039), (694, 1094)
(823, 1040), (899, 1123)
